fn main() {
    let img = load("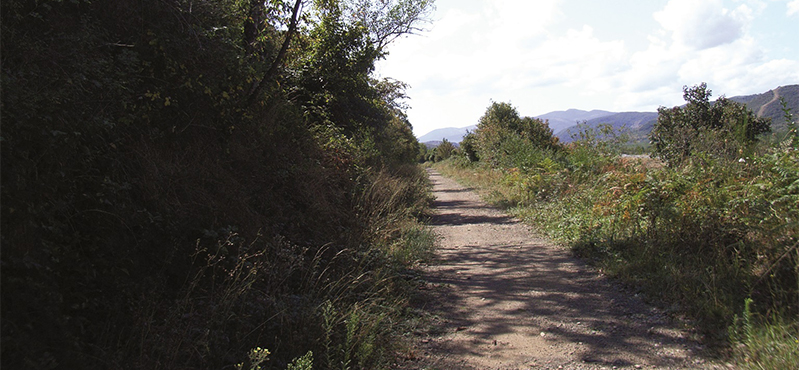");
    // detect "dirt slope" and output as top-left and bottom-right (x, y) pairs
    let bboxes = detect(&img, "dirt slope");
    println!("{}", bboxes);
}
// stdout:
(398, 170), (730, 370)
